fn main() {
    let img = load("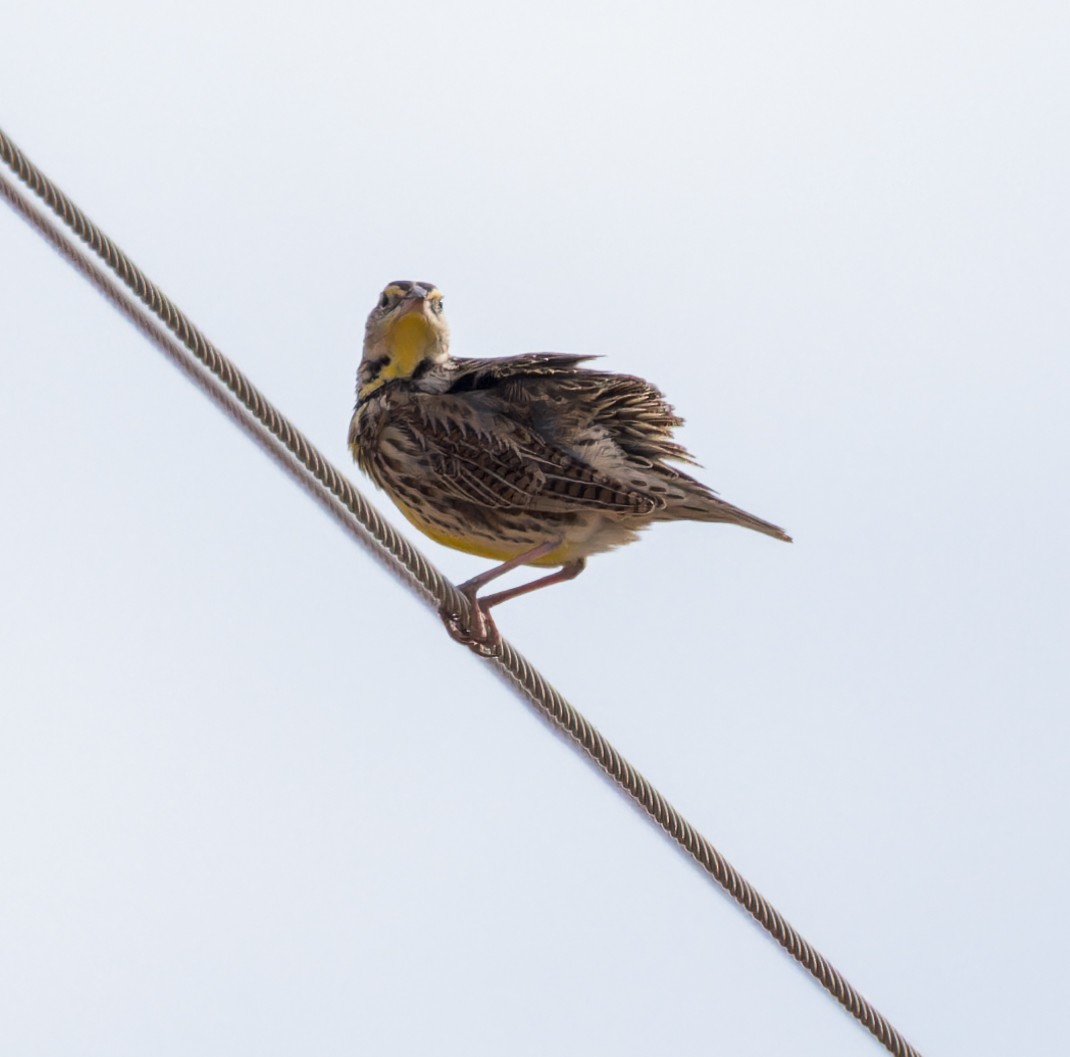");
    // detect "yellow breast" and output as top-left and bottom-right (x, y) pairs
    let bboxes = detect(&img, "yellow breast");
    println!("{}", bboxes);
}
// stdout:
(391, 494), (575, 567)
